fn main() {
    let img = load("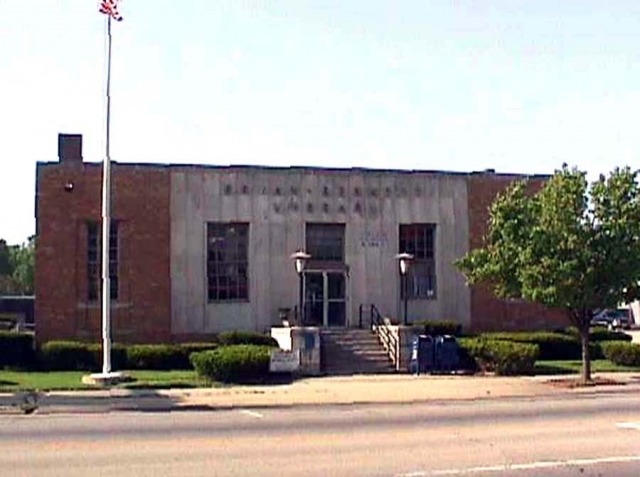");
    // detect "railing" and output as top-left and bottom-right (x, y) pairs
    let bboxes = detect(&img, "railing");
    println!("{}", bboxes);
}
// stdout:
(363, 303), (399, 367)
